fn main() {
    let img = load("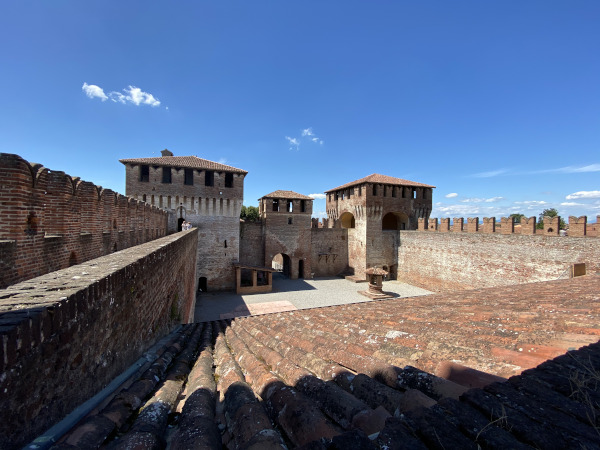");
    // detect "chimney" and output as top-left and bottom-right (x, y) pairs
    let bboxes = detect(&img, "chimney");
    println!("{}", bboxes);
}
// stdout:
(161, 149), (173, 157)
